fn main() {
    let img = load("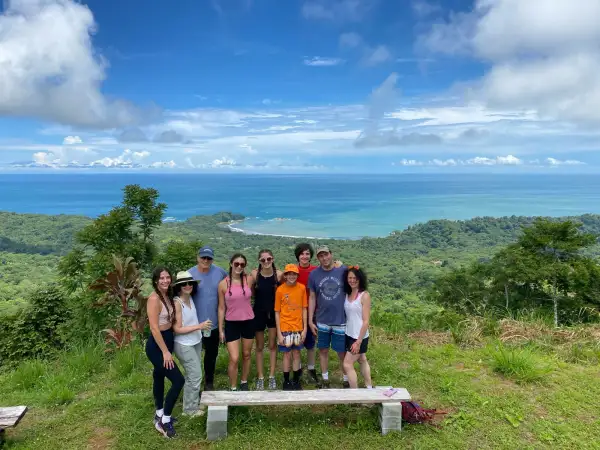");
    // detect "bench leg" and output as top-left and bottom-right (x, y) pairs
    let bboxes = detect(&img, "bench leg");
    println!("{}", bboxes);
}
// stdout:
(206, 406), (228, 441)
(379, 403), (402, 435)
